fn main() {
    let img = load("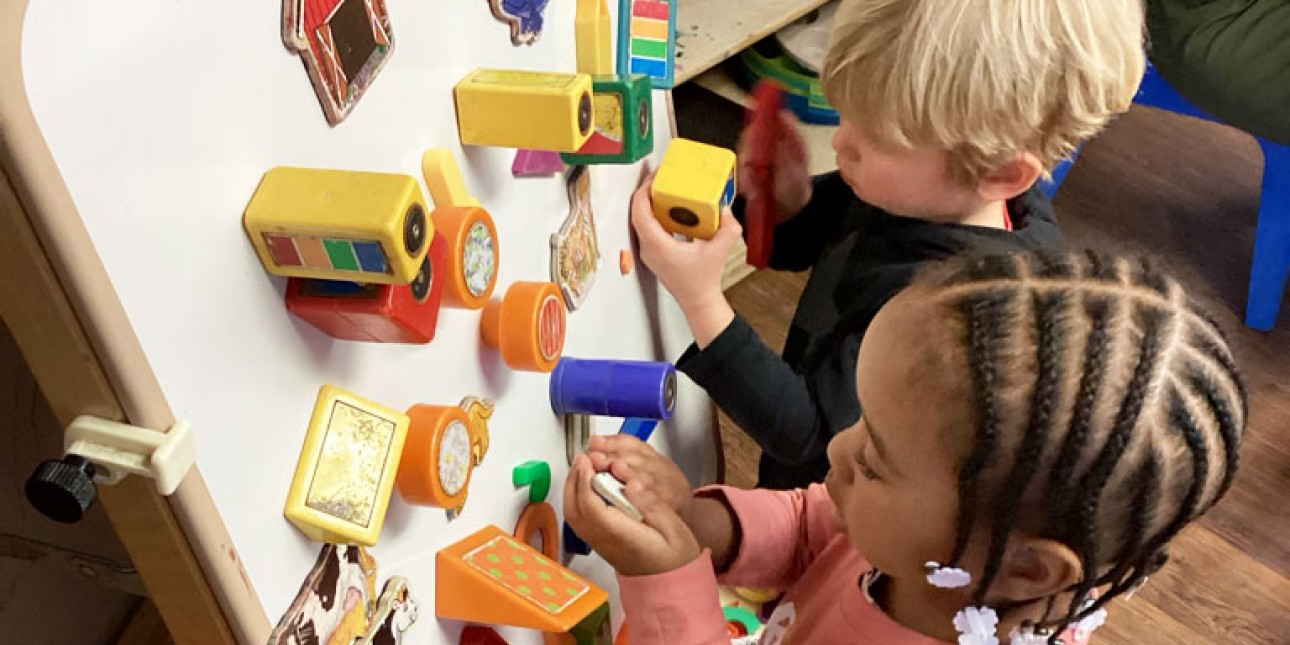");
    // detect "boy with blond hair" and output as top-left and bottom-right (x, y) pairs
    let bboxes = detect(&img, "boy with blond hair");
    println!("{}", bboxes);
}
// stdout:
(630, 0), (1146, 489)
